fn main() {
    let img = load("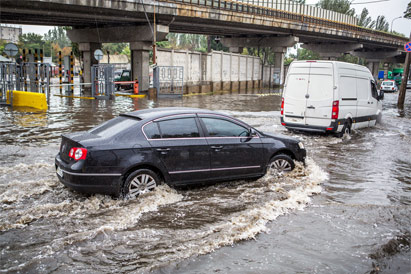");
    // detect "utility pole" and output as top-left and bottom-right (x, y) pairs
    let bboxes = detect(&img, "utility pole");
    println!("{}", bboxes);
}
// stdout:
(398, 32), (411, 109)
